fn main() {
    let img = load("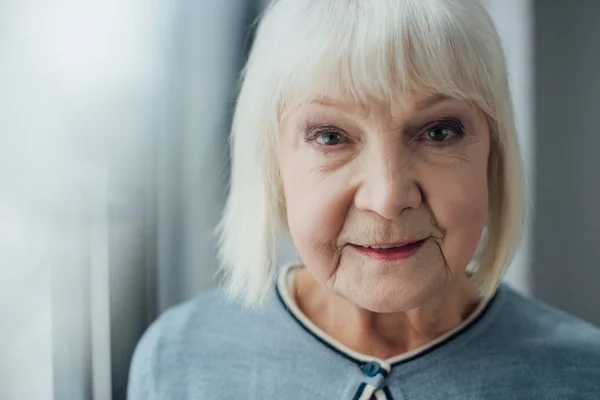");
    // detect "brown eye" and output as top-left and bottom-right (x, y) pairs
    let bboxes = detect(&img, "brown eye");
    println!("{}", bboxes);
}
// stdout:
(427, 126), (455, 141)
(316, 131), (343, 145)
